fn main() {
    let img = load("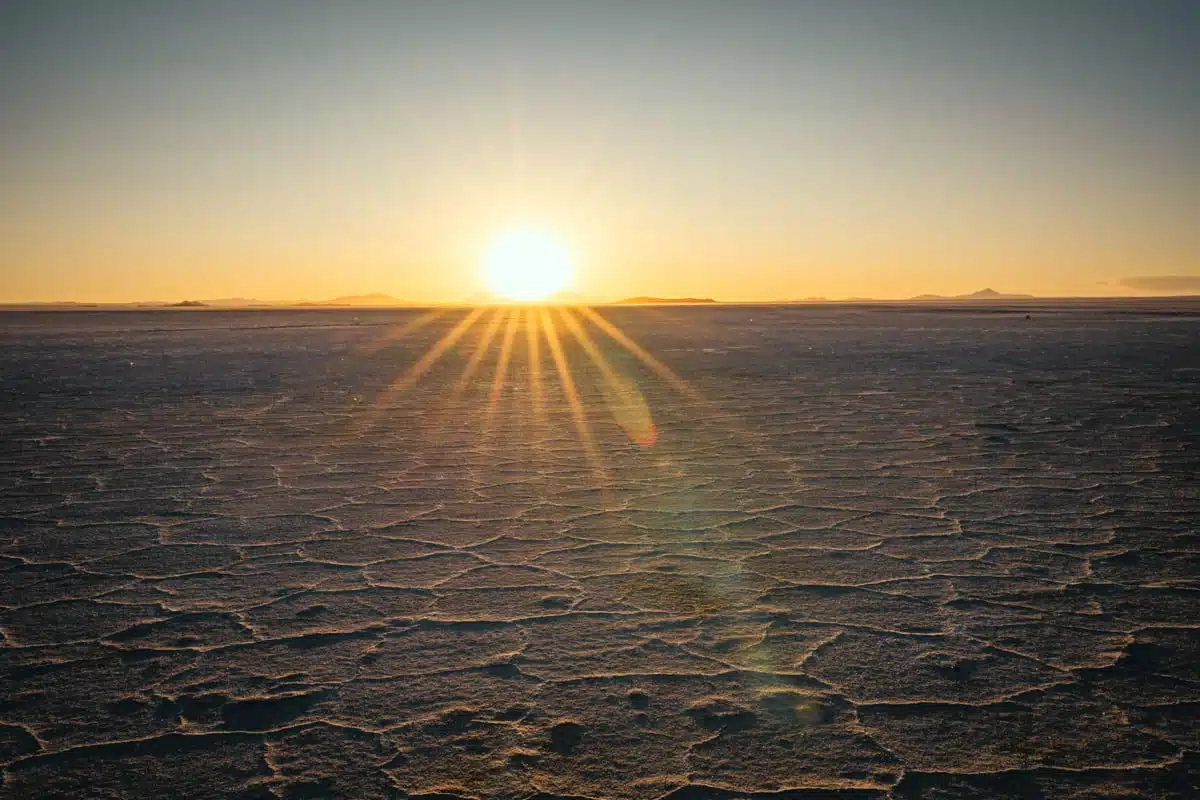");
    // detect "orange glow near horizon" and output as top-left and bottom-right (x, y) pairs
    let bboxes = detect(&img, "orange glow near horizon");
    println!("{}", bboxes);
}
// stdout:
(2, 6), (1198, 304)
